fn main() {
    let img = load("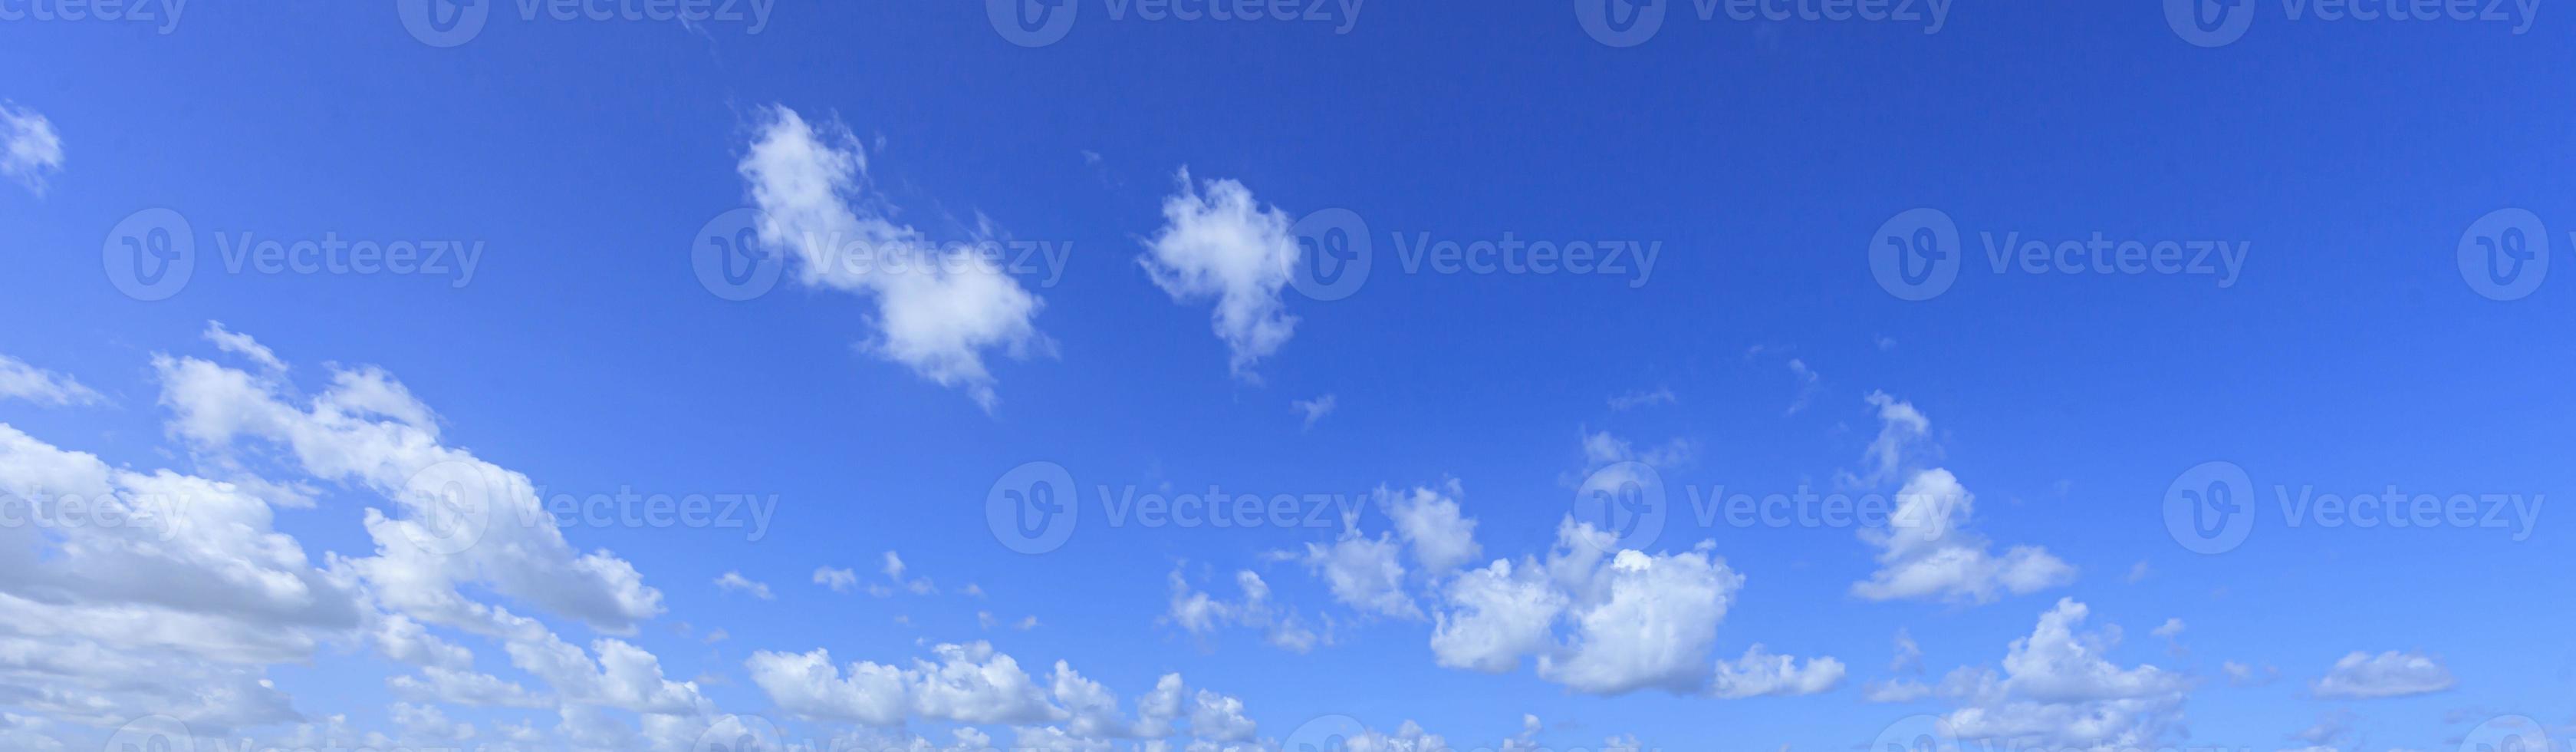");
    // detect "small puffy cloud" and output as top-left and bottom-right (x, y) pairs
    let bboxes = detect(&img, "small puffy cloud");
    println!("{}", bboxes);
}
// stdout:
(1934, 599), (2190, 748)
(2224, 661), (2281, 688)
(1851, 467), (2074, 604)
(739, 105), (1049, 410)
(1429, 518), (1752, 697)
(1300, 530), (1420, 620)
(1, 101), (63, 196)
(1137, 169), (1301, 379)
(814, 566), (858, 593)
(0, 354), (101, 406)
(2310, 651), (2455, 699)
(1165, 569), (1321, 652)
(1707, 645), (1845, 698)
(715, 571), (774, 599)
(1291, 394), (1337, 428)
(1381, 482), (1481, 576)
